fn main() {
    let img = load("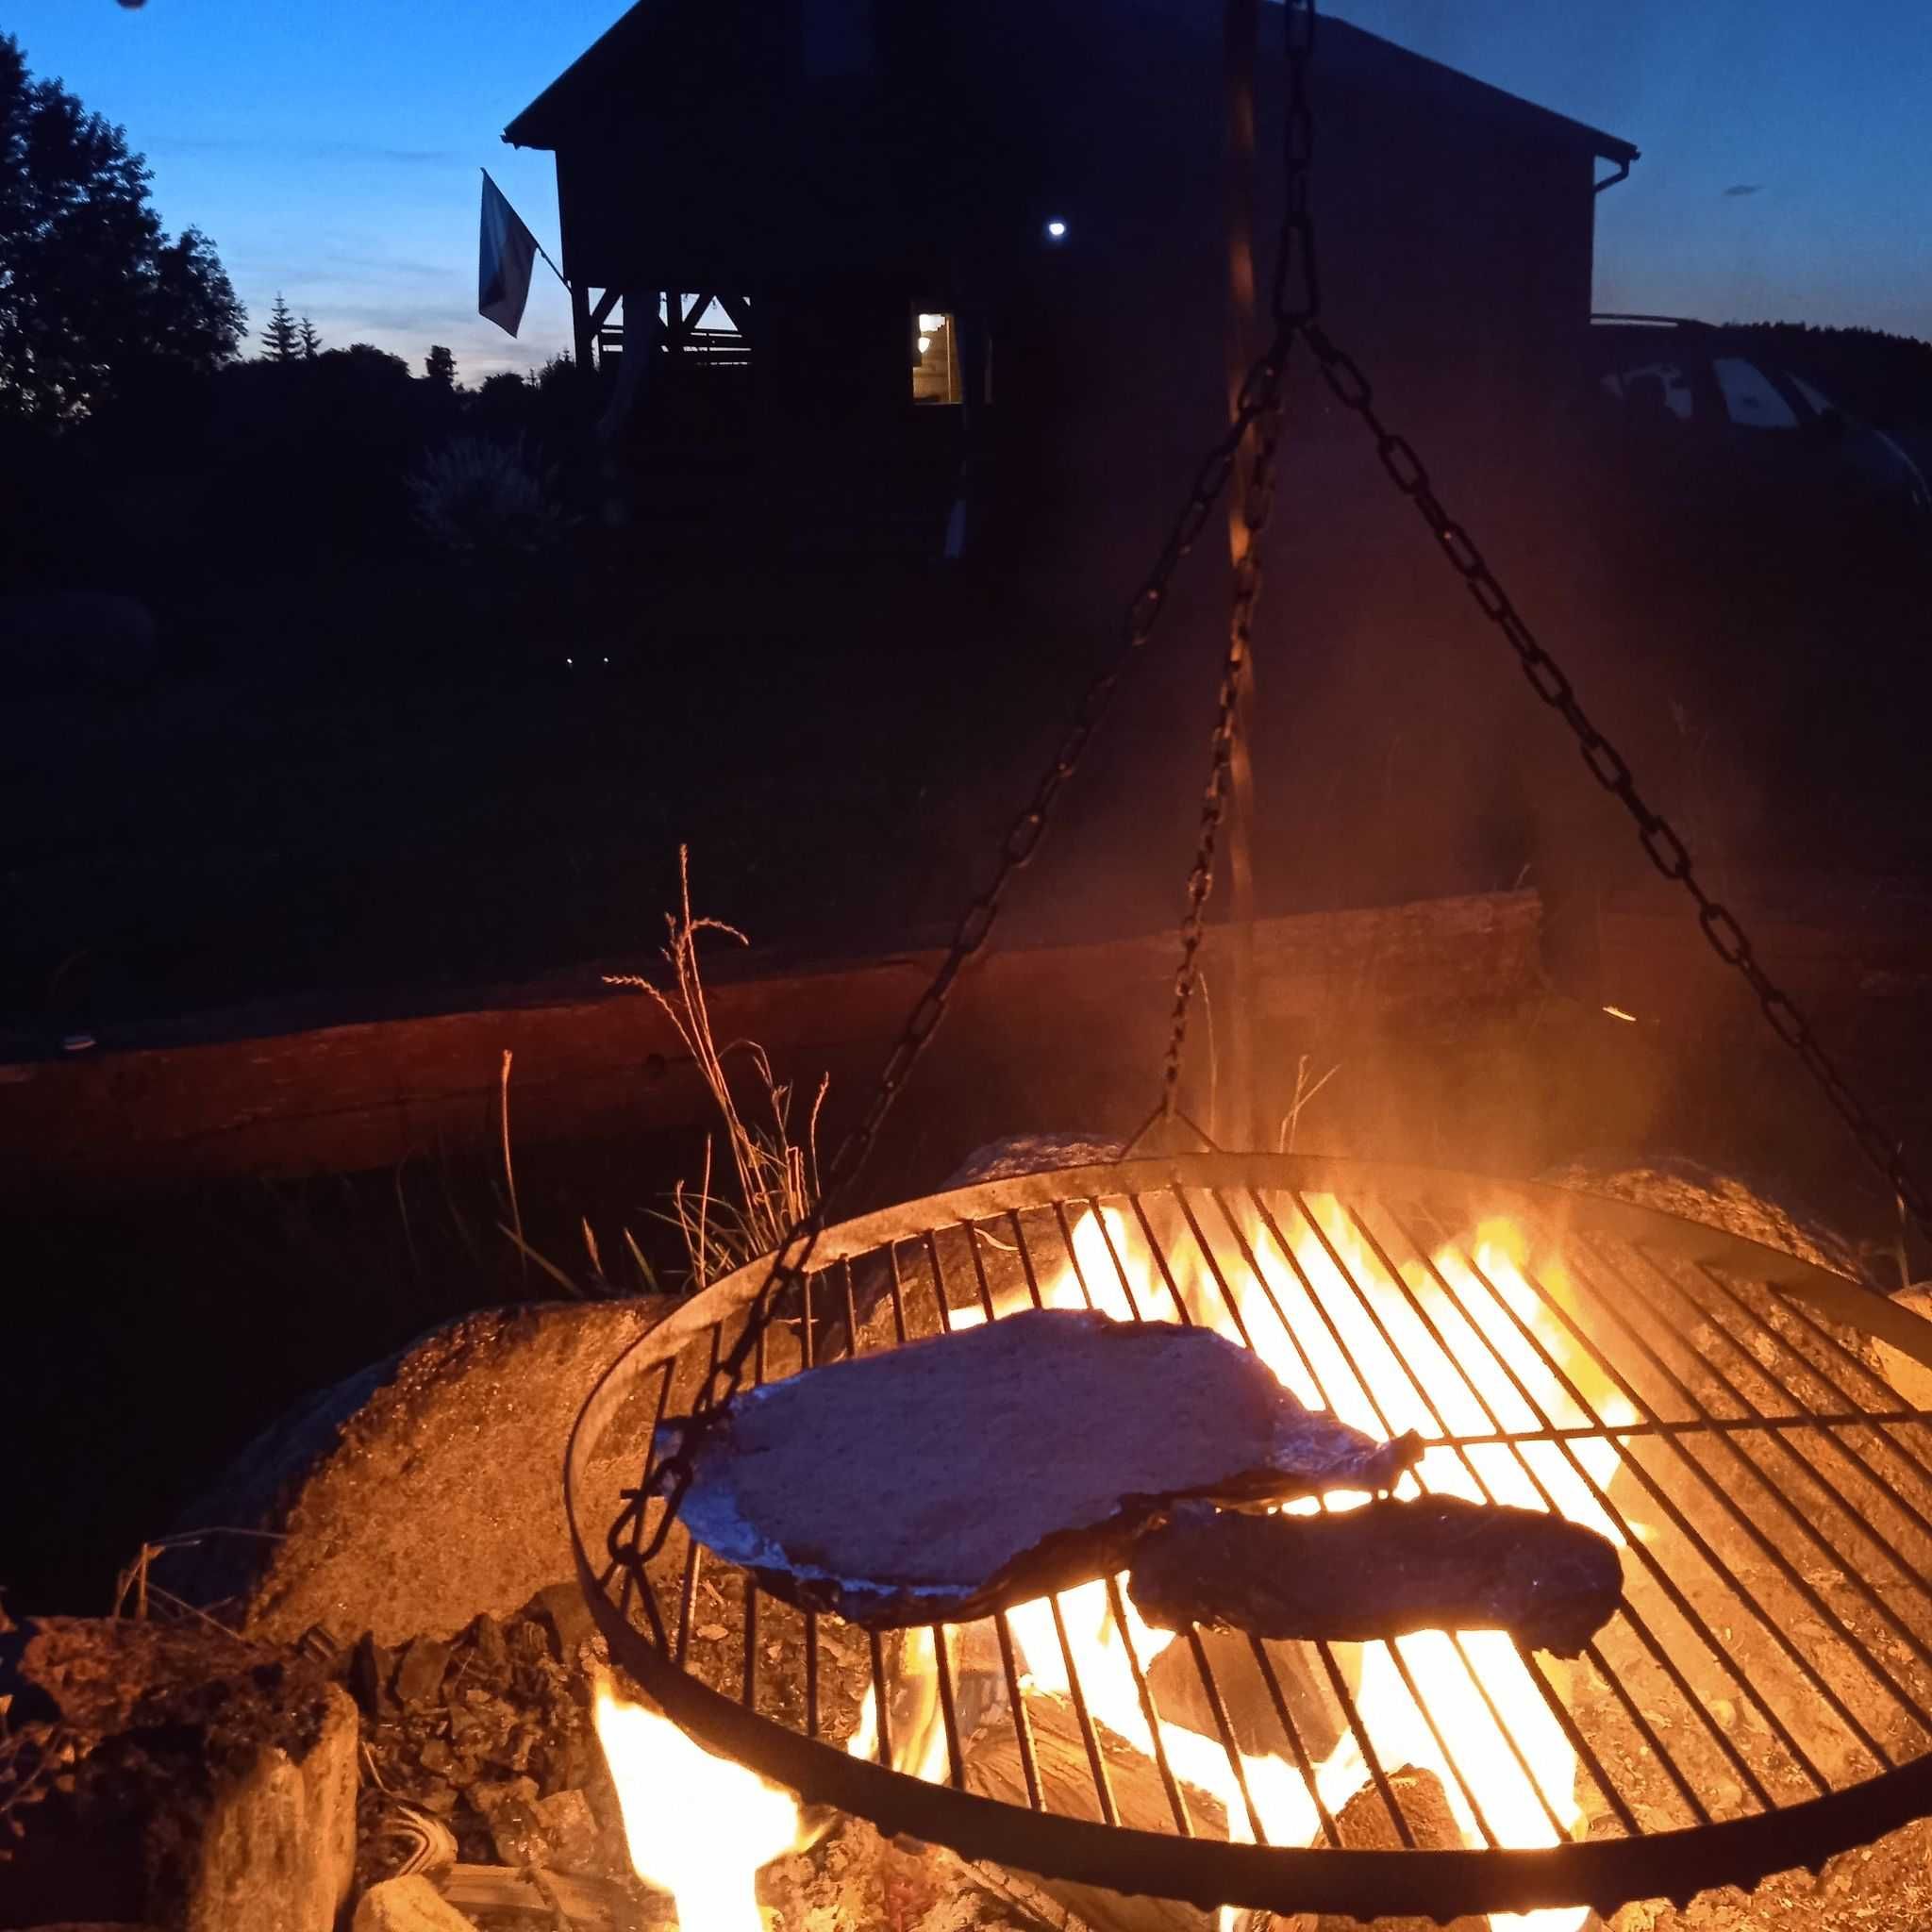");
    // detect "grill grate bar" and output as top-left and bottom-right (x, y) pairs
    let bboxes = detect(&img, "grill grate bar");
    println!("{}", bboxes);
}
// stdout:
(1575, 1630), (1716, 1827)
(1447, 1629), (1577, 1840)
(1432, 1410), (1932, 1445)
(1050, 1198), (1103, 1310)
(1202, 1186), (1637, 1838)
(1050, 1591), (1121, 1827)
(1089, 1195), (1150, 1321)
(1558, 1232), (1928, 1754)
(1106, 1574), (1198, 1838)
(1310, 1634), (1416, 1848)
(933, 1622), (968, 1790)
(1380, 1633), (1504, 1848)
(1489, 1238), (1869, 1787)
(1681, 1257), (1932, 1557)
(1183, 1625), (1271, 1843)
(1378, 1197), (1806, 1810)
(995, 1613), (1045, 1809)
(1245, 1632), (1345, 1847)
(1261, 1190), (1656, 1830)
(1129, 1192), (1198, 1328)
(1424, 1211), (1850, 1791)
(1228, 1183), (1658, 1829)
(1522, 1639), (1645, 1836)
(868, 1628), (894, 1769)
(1731, 1267), (1932, 1489)
(1616, 1244), (1932, 1683)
